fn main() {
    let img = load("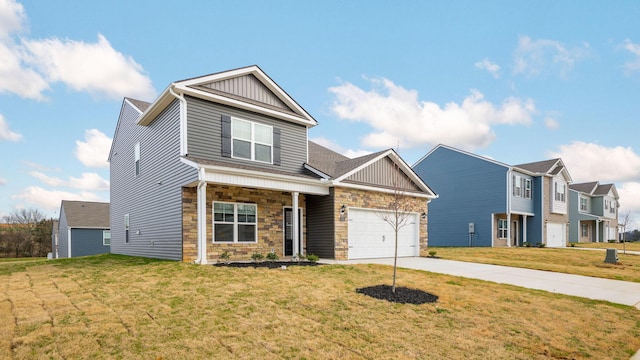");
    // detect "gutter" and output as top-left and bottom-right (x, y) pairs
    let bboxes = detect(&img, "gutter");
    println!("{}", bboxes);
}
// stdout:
(168, 85), (188, 156)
